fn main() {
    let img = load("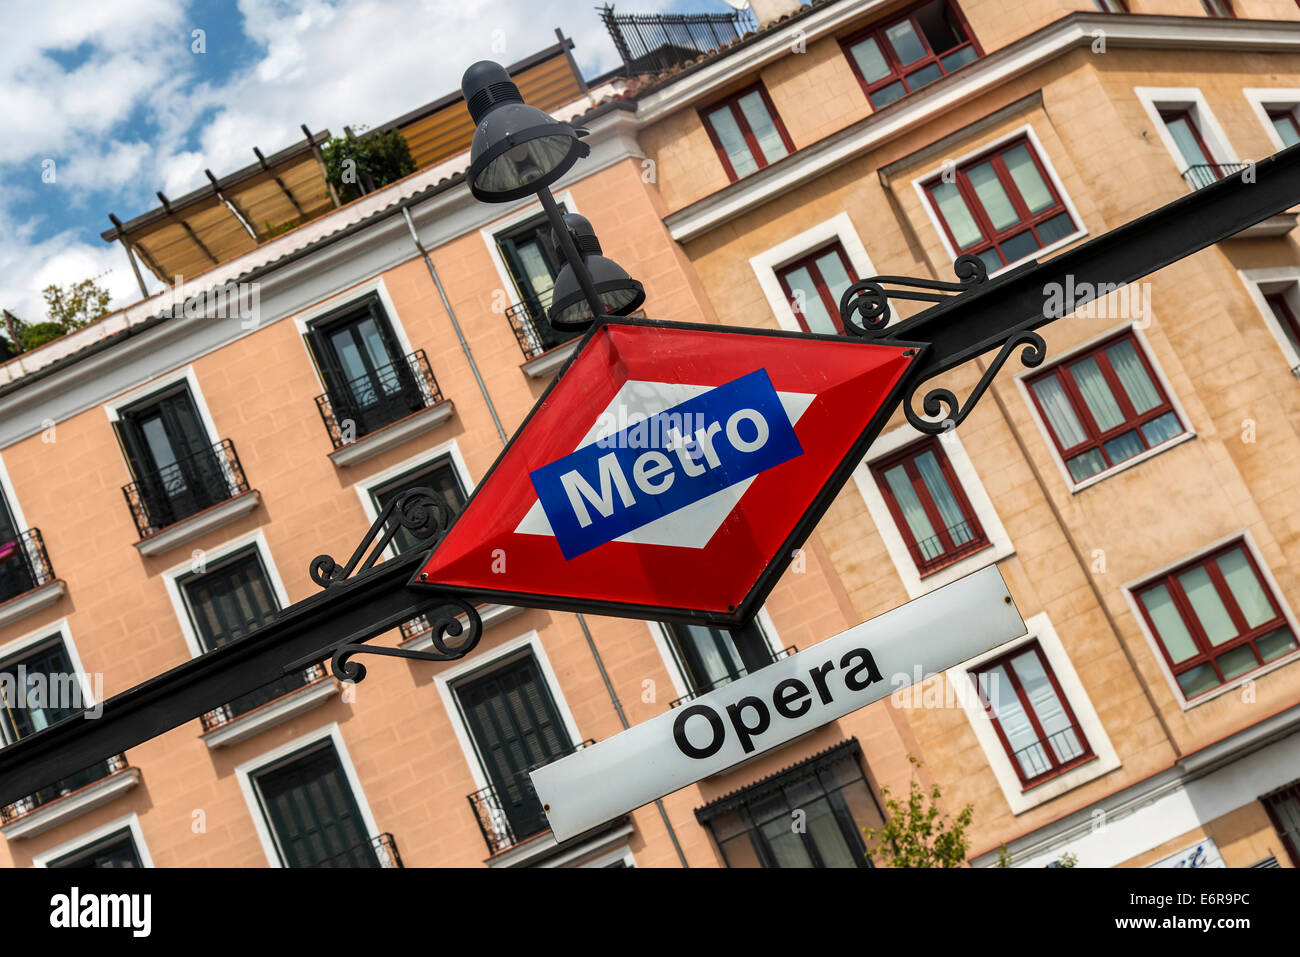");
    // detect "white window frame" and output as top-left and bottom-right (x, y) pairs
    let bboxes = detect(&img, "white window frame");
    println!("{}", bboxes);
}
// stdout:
(948, 611), (1120, 815)
(291, 276), (417, 395)
(33, 811), (154, 868)
(102, 365), (222, 448)
(851, 424), (1014, 600)
(748, 212), (875, 333)
(480, 189), (582, 312)
(910, 124), (1088, 279)
(235, 721), (381, 868)
(432, 629), (585, 810)
(160, 528), (291, 659)
(1238, 266), (1300, 372)
(0, 617), (96, 747)
(1134, 87), (1240, 186)
(0, 451), (30, 534)
(1242, 88), (1300, 153)
(1121, 529), (1300, 711)
(353, 438), (475, 559)
(646, 606), (784, 703)
(1013, 320), (1197, 494)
